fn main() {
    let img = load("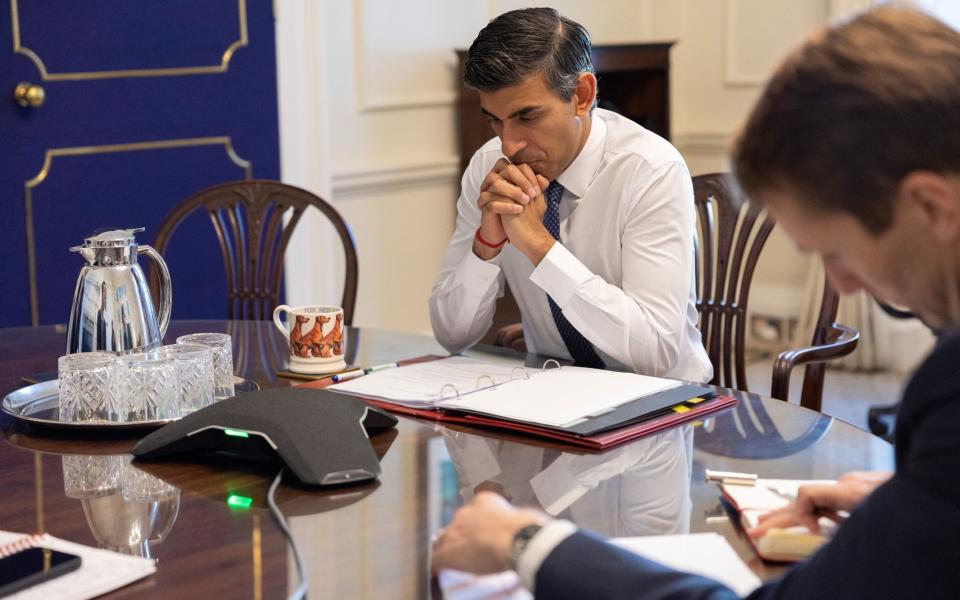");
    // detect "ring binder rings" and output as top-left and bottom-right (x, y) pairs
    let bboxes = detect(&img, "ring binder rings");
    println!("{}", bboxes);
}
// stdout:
(542, 359), (561, 370)
(440, 383), (461, 401)
(511, 366), (530, 380)
(476, 374), (498, 390)
(437, 362), (549, 401)
(303, 356), (738, 450)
